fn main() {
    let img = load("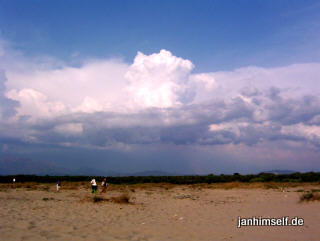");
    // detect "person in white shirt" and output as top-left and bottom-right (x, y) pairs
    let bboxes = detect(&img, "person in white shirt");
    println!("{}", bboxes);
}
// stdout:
(56, 180), (61, 192)
(91, 178), (97, 194)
